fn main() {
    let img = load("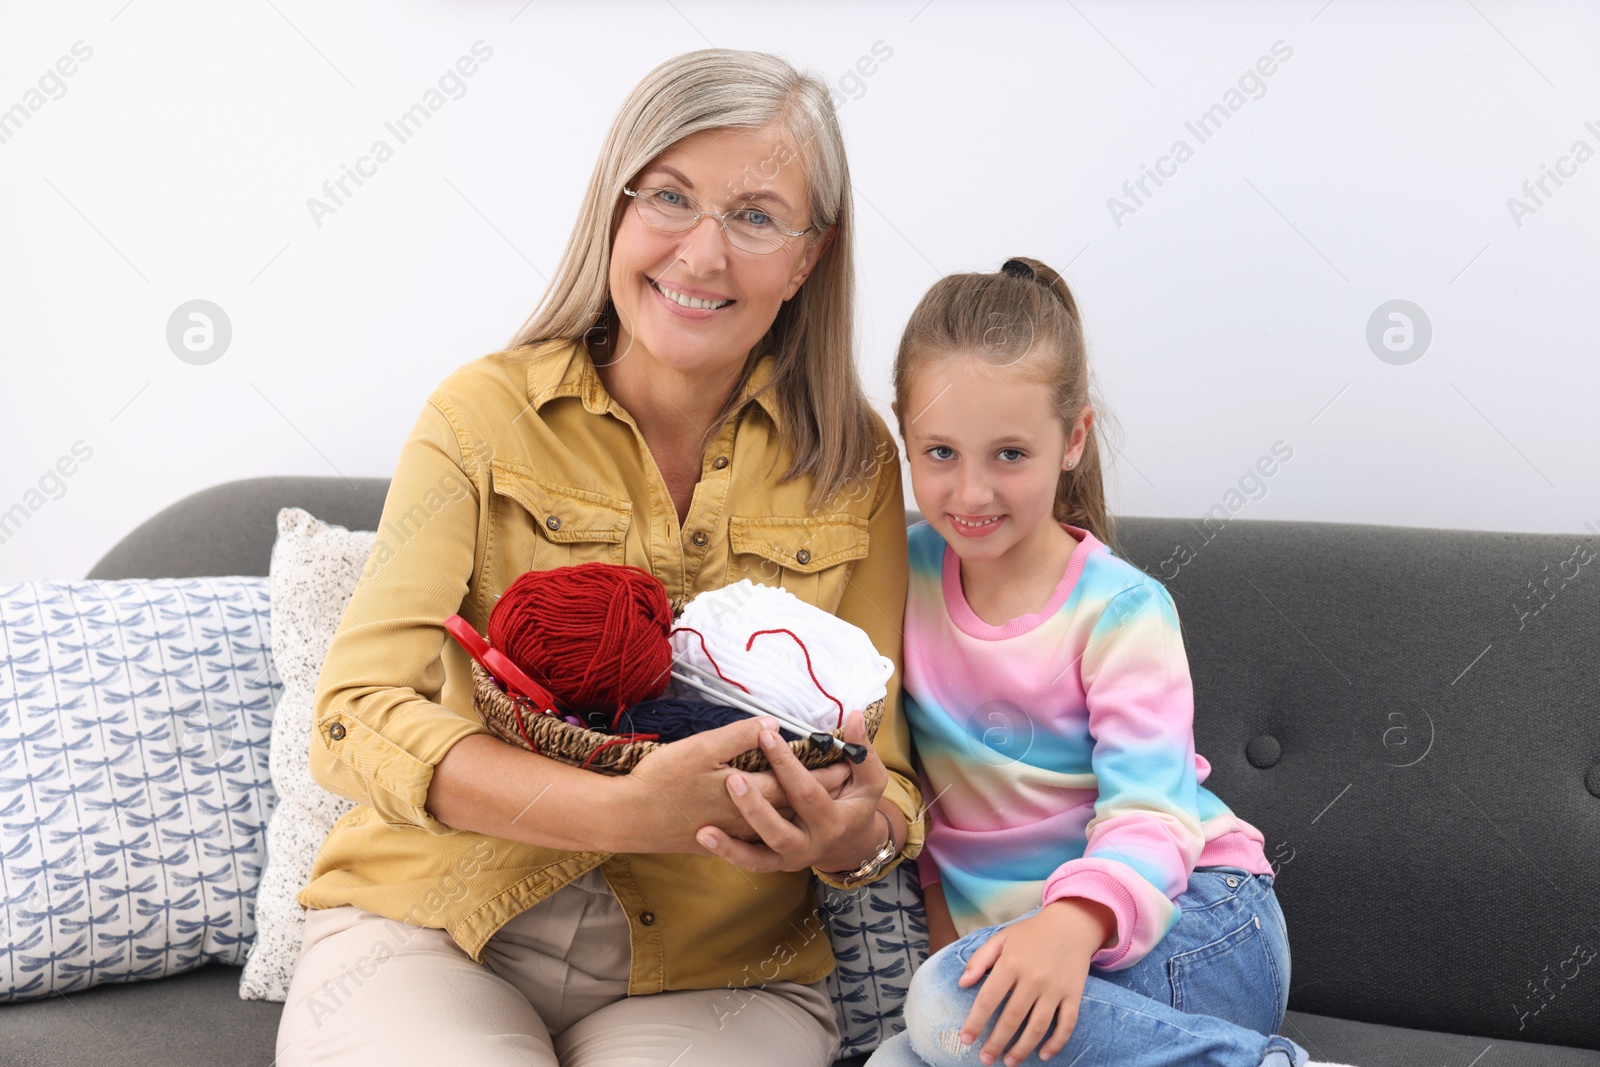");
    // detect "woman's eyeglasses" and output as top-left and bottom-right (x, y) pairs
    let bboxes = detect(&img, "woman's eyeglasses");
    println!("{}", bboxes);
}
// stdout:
(623, 186), (813, 255)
